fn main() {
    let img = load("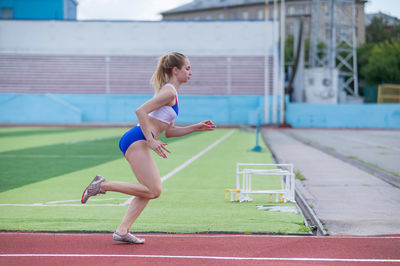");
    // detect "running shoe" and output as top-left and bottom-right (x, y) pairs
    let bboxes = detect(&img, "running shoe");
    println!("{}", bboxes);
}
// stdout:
(113, 232), (145, 244)
(81, 175), (106, 204)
